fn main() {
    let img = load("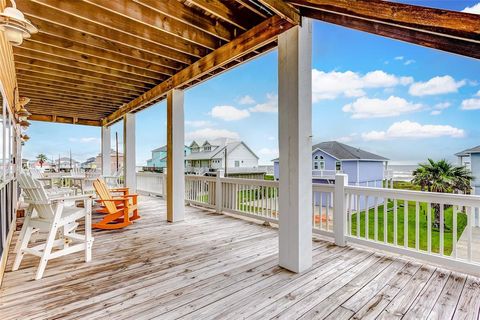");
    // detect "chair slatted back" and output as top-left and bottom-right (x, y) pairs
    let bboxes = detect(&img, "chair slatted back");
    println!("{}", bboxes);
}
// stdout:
(93, 179), (118, 213)
(29, 168), (44, 179)
(19, 173), (55, 220)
